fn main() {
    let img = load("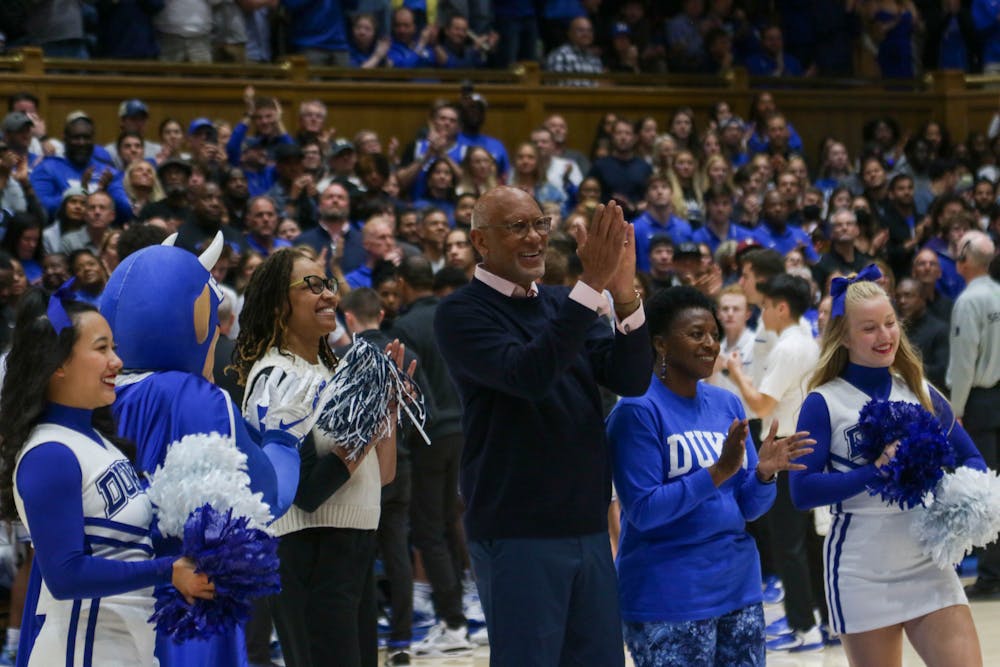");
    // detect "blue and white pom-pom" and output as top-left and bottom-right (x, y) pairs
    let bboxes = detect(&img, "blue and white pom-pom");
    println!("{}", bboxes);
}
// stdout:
(145, 432), (272, 536)
(913, 467), (1000, 569)
(145, 432), (279, 641)
(856, 399), (956, 510)
(314, 336), (428, 460)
